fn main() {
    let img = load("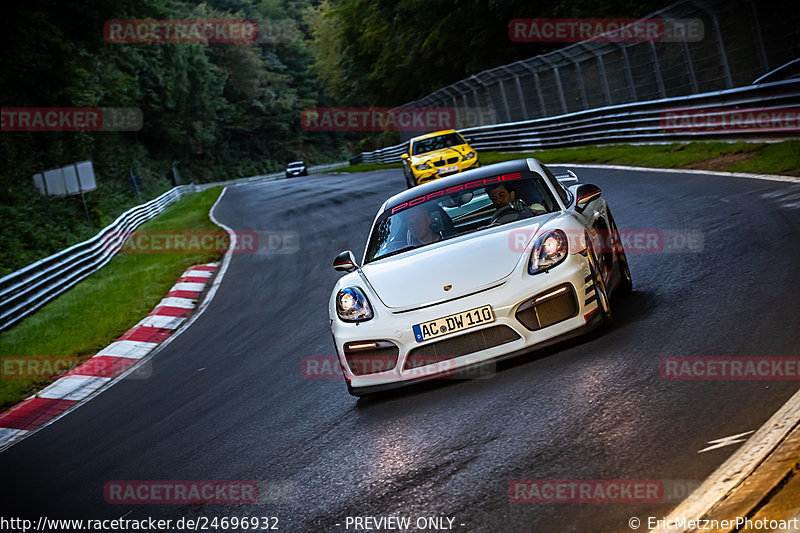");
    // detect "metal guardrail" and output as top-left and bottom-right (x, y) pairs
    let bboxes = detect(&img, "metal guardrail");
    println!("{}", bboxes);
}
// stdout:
(0, 160), (351, 332)
(0, 186), (192, 332)
(192, 161), (350, 191)
(353, 79), (800, 165)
